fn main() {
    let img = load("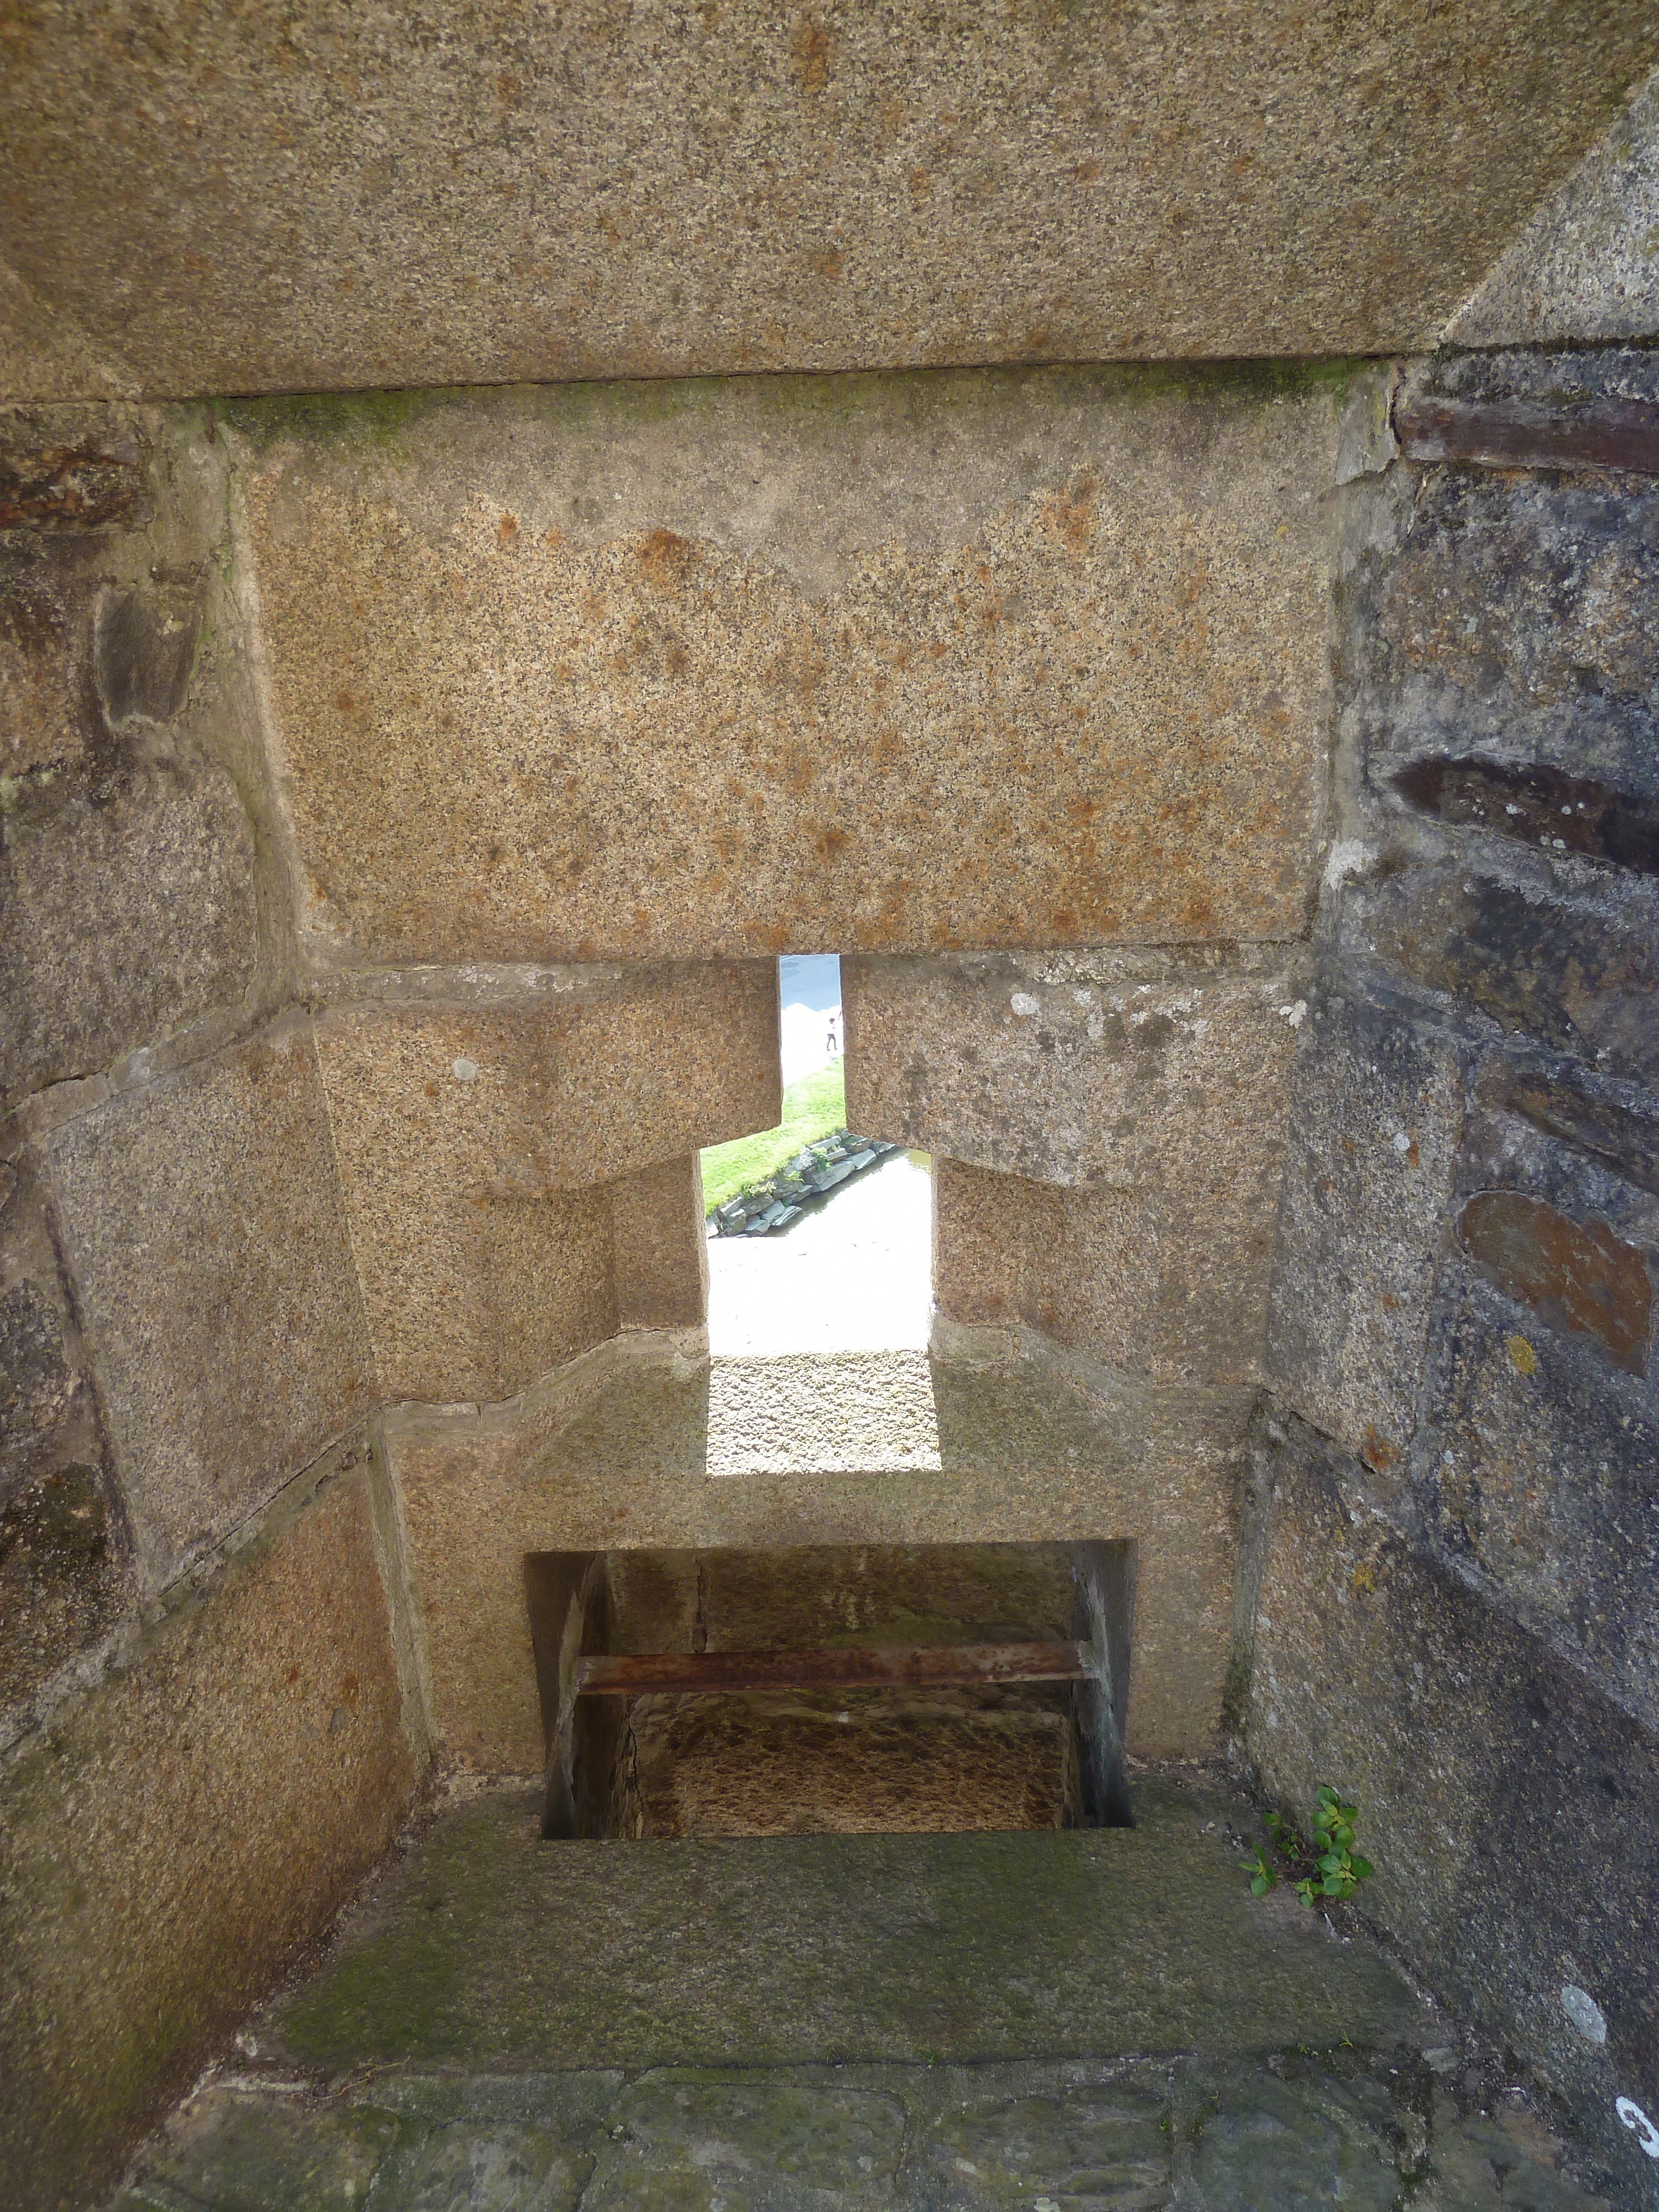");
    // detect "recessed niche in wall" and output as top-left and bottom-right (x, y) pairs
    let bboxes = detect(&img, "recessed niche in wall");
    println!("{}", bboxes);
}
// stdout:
(526, 1541), (1135, 1839)
(700, 954), (932, 1357)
